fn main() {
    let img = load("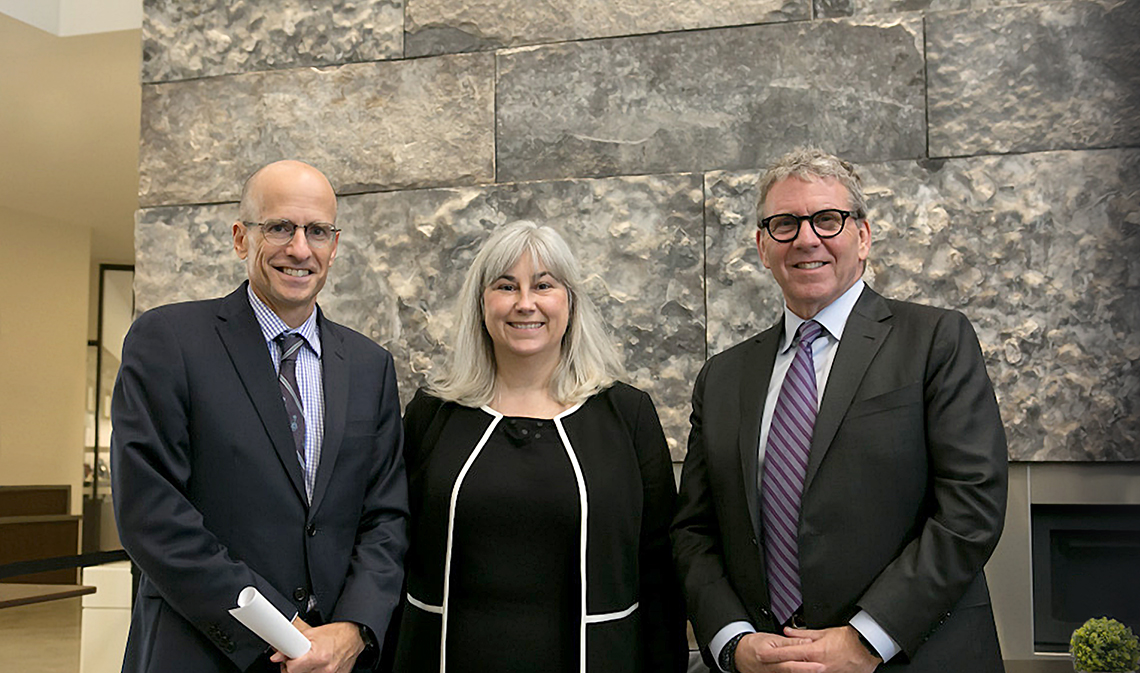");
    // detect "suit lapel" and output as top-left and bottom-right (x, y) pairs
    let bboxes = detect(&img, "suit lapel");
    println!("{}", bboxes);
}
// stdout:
(214, 284), (308, 504)
(739, 324), (782, 541)
(309, 310), (347, 513)
(803, 287), (892, 494)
